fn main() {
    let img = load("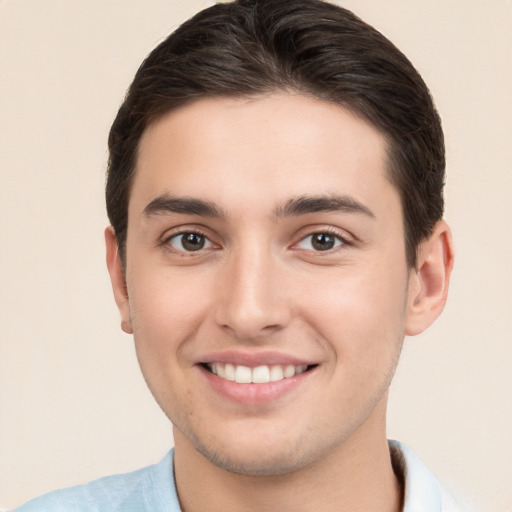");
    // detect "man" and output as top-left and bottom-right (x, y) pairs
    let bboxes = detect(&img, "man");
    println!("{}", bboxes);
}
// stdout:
(13, 0), (459, 510)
